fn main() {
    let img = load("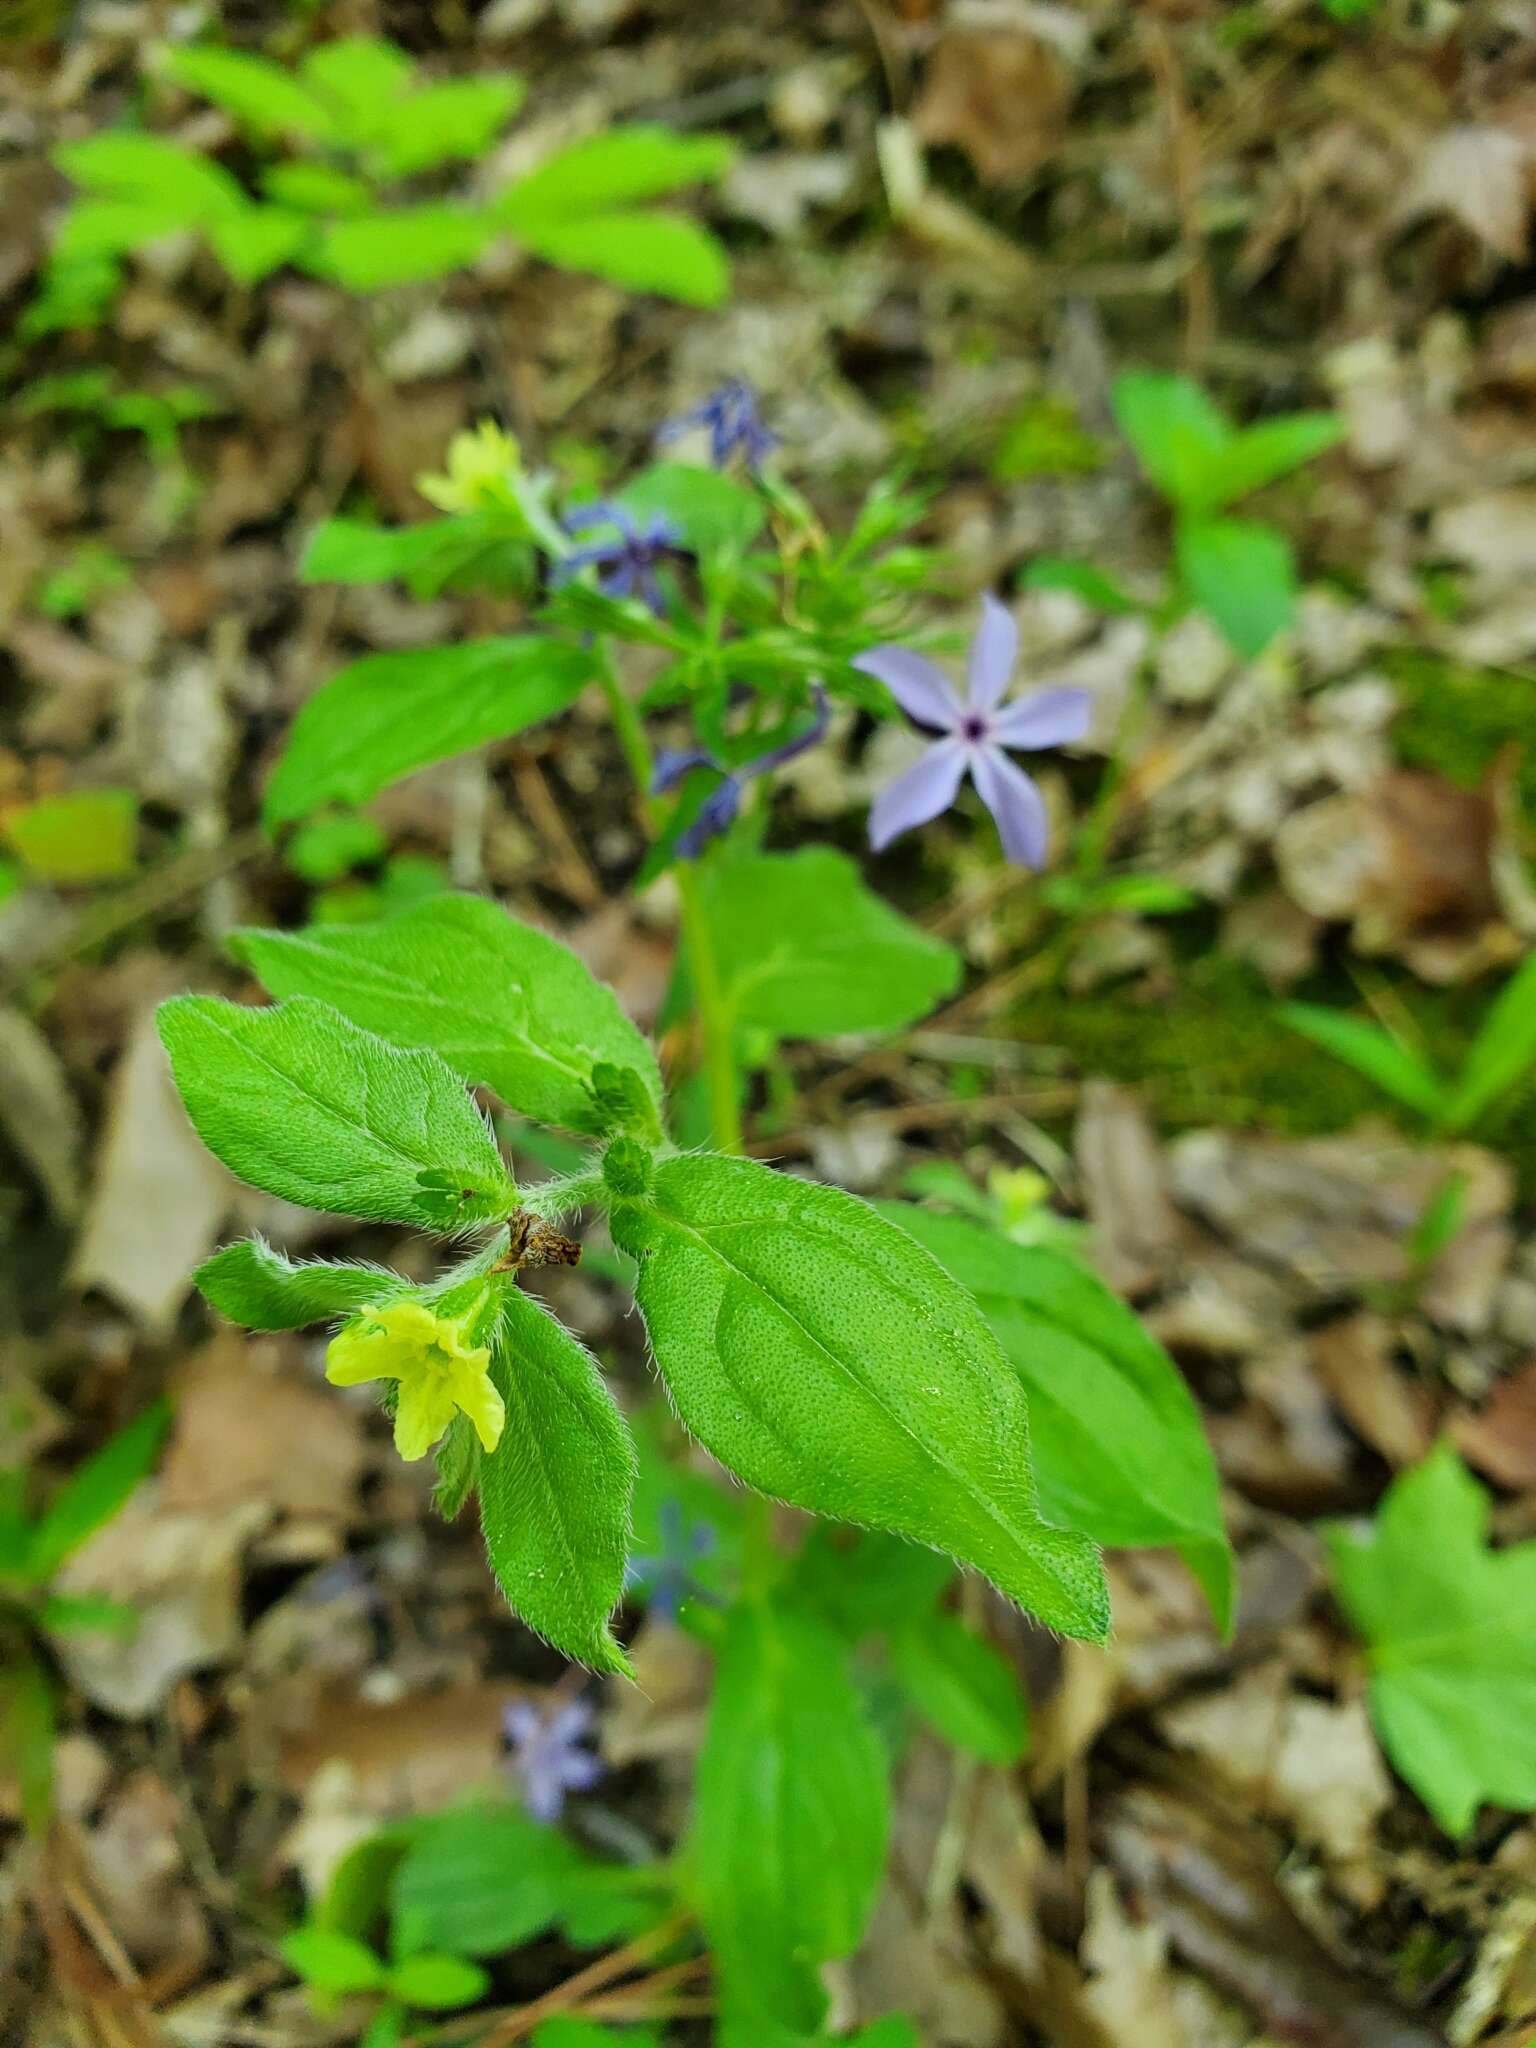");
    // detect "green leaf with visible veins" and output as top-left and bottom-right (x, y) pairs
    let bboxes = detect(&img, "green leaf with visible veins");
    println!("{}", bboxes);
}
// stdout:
(610, 1155), (1108, 1639)
(233, 895), (661, 1136)
(878, 1203), (1231, 1629)
(263, 637), (592, 824)
(693, 1595), (888, 2032)
(157, 994), (517, 1230)
(194, 1237), (398, 1331)
(1327, 1442), (1536, 1836)
(479, 1288), (636, 1675)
